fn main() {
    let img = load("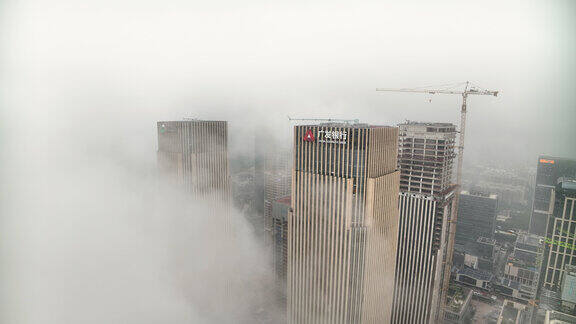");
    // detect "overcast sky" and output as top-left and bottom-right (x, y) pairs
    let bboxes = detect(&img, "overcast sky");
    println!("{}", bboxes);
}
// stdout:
(0, 0), (575, 322)
(1, 0), (575, 166)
